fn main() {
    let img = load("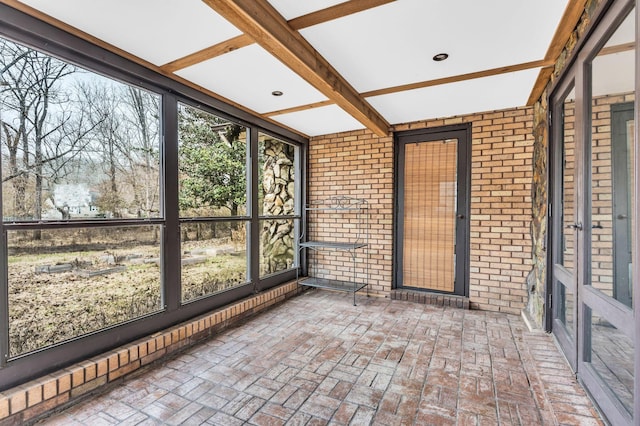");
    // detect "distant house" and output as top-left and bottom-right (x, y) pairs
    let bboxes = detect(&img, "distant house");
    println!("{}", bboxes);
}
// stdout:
(43, 183), (99, 219)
